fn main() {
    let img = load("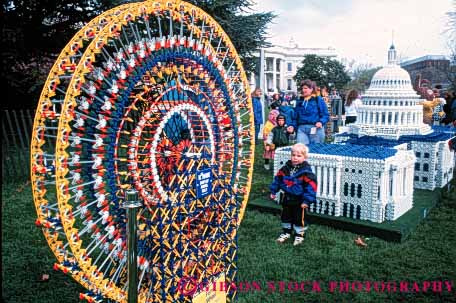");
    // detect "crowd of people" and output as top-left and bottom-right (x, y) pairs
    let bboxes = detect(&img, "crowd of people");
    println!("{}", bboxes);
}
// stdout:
(253, 83), (456, 167)
(253, 80), (335, 172)
(251, 79), (456, 246)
